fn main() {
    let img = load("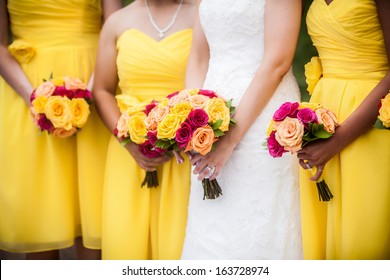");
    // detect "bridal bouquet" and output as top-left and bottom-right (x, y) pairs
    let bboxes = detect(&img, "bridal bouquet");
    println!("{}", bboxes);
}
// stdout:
(266, 101), (339, 201)
(374, 92), (390, 130)
(114, 98), (165, 188)
(146, 88), (236, 199)
(30, 76), (91, 138)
